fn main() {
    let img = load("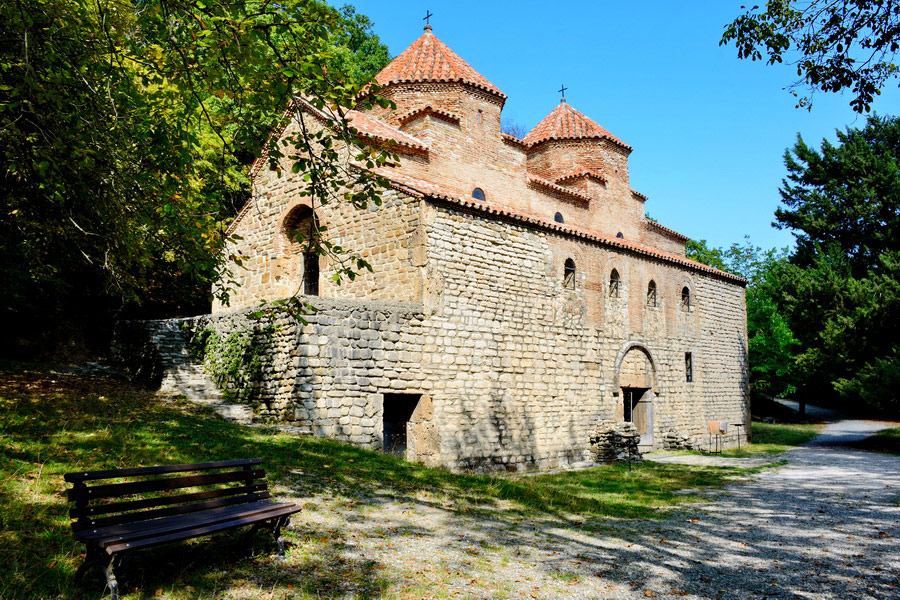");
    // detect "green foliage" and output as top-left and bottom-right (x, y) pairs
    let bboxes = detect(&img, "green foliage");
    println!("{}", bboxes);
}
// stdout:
(721, 1), (900, 112)
(770, 116), (900, 414)
(0, 0), (392, 356)
(777, 115), (900, 275)
(189, 324), (274, 404)
(685, 239), (727, 271)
